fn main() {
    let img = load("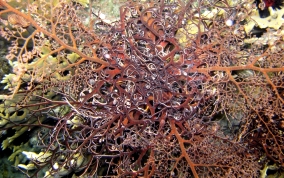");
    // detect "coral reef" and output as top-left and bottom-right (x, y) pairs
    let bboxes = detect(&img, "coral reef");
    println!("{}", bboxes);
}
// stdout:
(0, 0), (283, 177)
